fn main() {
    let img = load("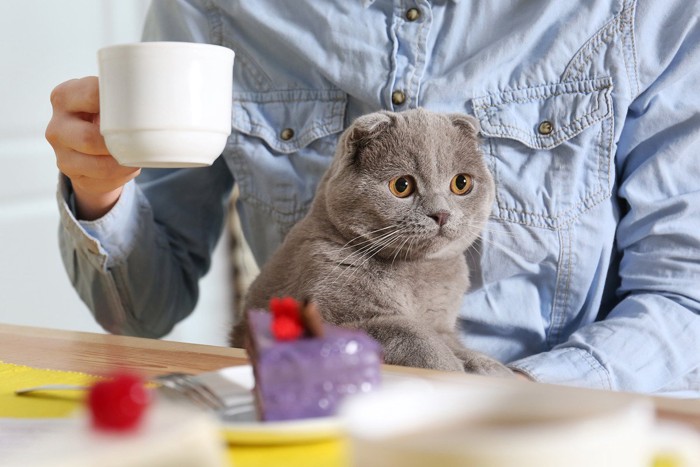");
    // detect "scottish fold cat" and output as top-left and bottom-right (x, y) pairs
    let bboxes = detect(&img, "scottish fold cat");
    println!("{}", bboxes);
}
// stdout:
(231, 108), (512, 376)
